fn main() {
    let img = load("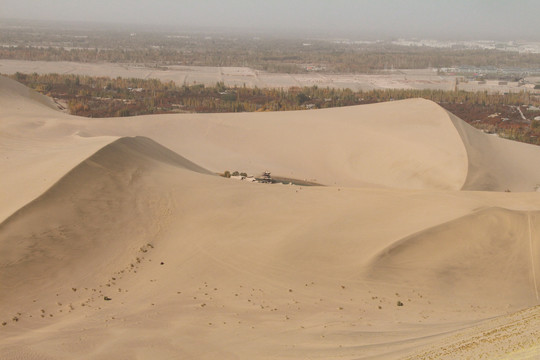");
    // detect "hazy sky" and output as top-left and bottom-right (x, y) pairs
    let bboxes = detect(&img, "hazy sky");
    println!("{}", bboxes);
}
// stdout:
(1, 0), (539, 40)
